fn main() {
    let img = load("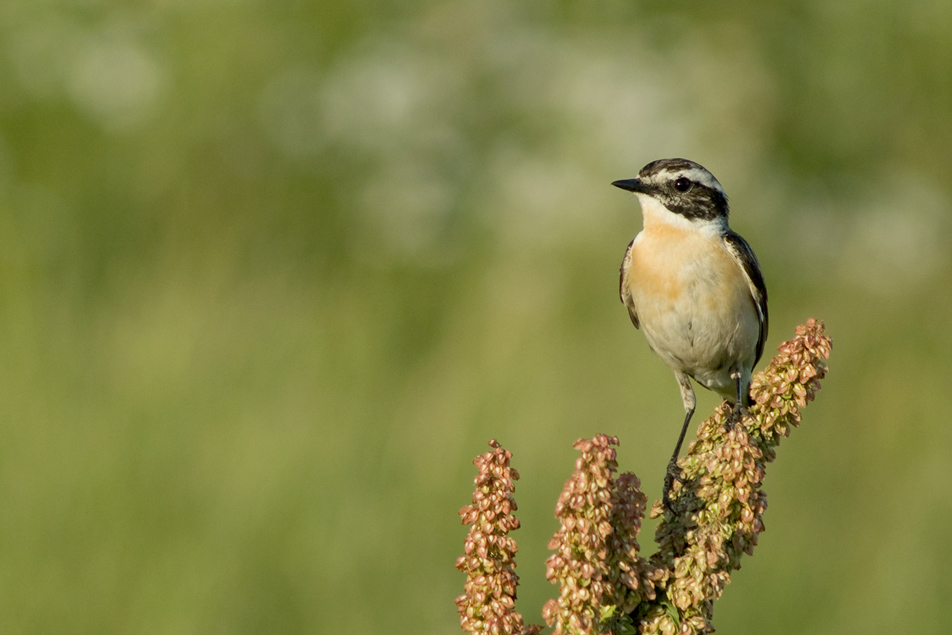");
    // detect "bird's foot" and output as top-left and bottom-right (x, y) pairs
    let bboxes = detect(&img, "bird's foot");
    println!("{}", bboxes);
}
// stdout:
(734, 402), (749, 421)
(723, 402), (748, 432)
(662, 460), (683, 511)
